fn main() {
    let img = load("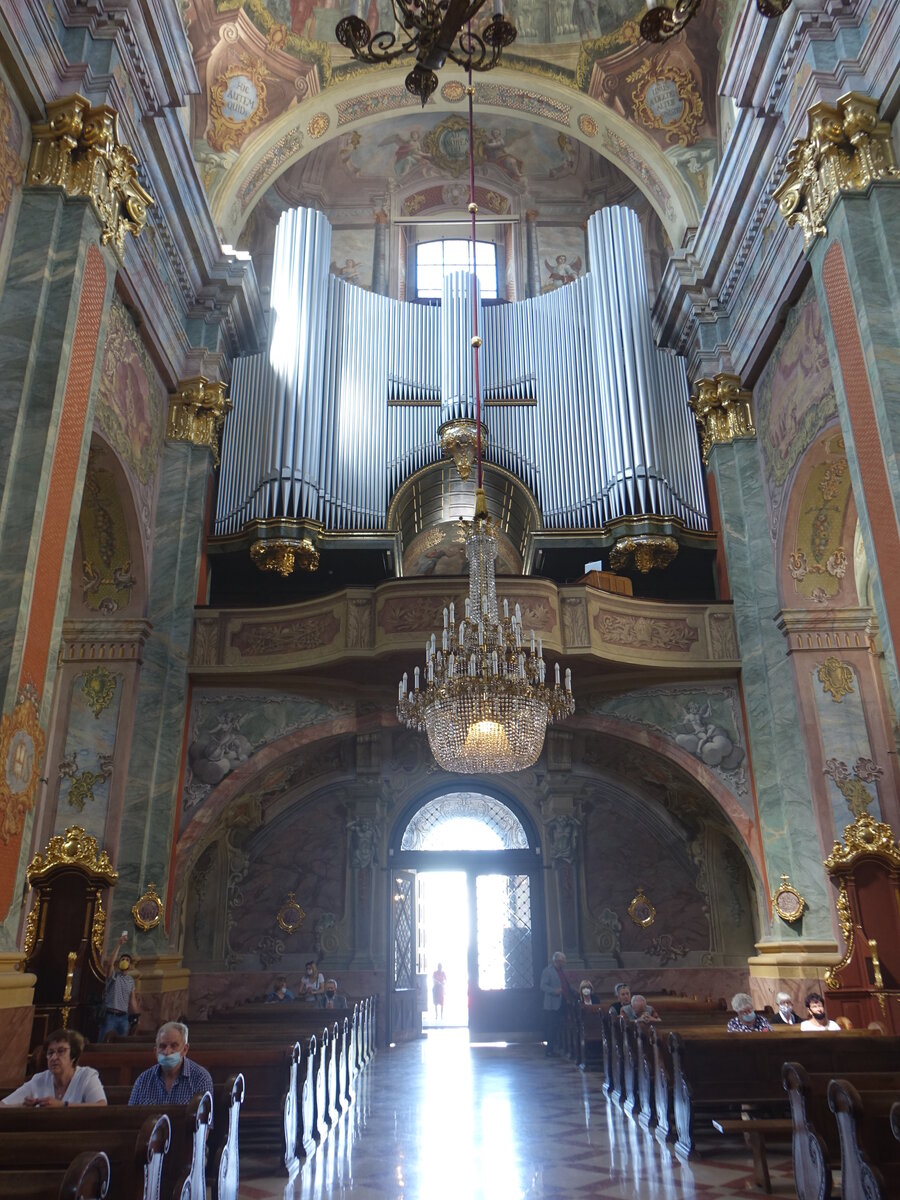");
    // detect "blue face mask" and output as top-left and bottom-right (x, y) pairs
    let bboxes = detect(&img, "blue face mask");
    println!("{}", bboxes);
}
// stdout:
(157, 1052), (182, 1070)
